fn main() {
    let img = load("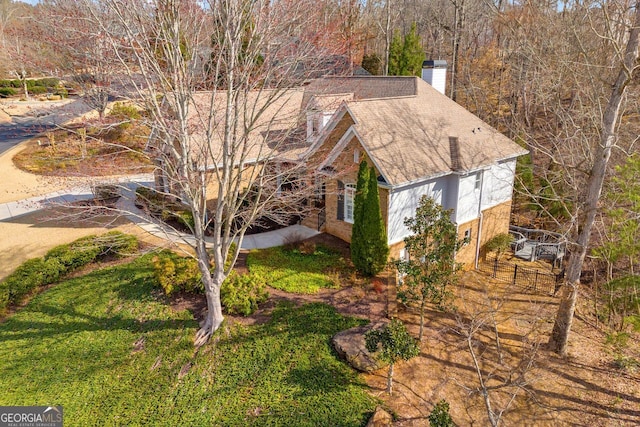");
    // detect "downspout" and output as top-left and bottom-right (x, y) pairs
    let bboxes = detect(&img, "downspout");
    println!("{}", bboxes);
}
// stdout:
(474, 171), (485, 269)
